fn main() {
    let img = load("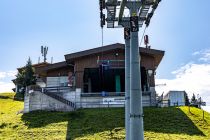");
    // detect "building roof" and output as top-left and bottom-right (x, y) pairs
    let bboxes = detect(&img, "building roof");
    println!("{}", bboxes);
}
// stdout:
(65, 43), (165, 68)
(17, 62), (50, 72)
(35, 61), (69, 74)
